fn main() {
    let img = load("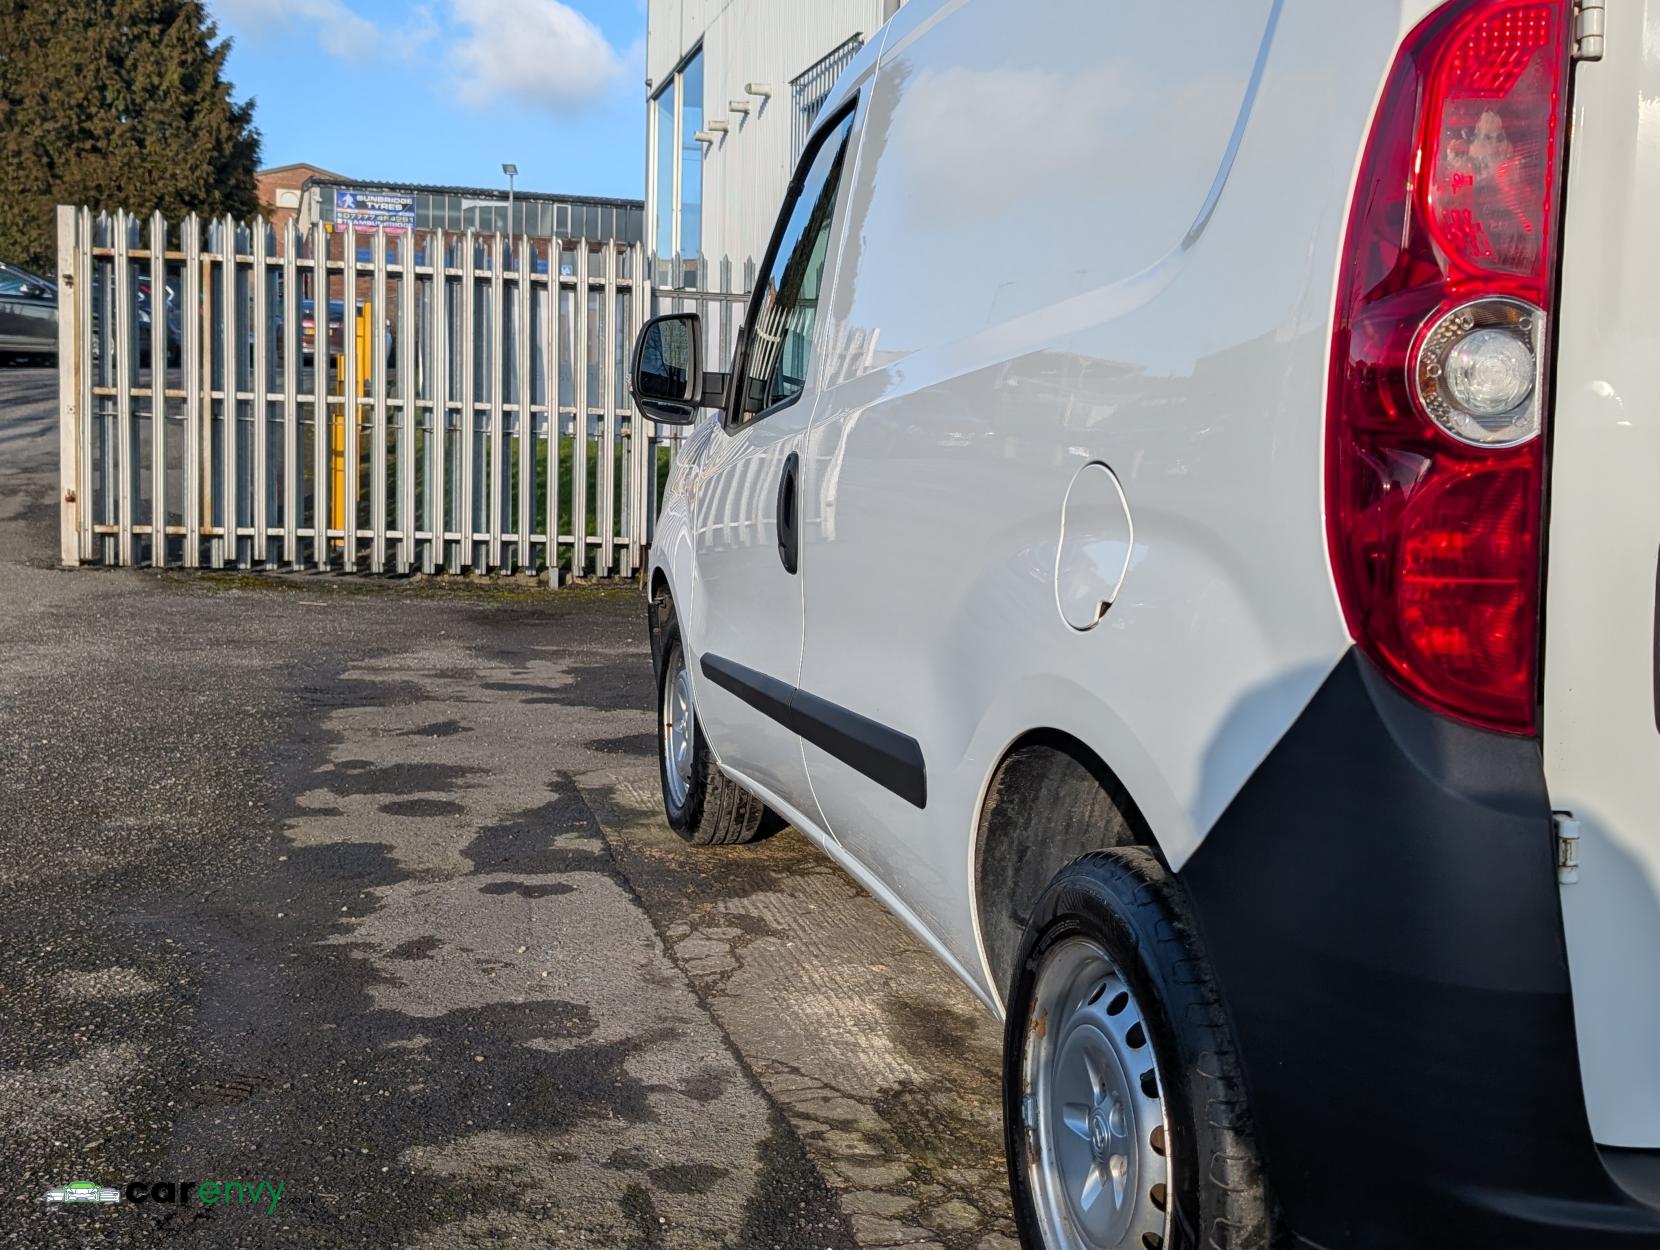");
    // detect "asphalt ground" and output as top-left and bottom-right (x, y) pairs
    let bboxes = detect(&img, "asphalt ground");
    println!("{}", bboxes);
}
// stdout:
(0, 364), (1015, 1250)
